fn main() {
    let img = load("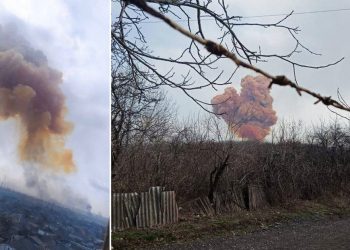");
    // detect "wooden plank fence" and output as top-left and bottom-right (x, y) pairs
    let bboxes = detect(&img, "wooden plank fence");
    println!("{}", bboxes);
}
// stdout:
(188, 184), (267, 216)
(112, 187), (178, 231)
(248, 184), (268, 210)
